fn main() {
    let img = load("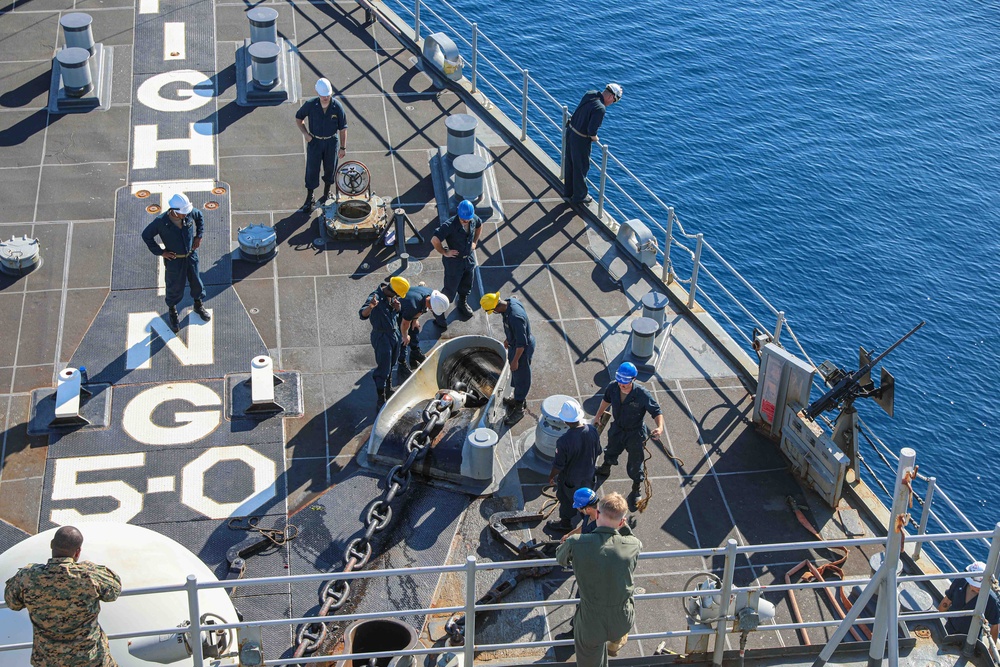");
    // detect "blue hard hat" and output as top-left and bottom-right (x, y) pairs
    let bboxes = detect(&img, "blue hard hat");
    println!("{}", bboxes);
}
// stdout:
(615, 362), (638, 384)
(457, 199), (475, 220)
(573, 487), (598, 509)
